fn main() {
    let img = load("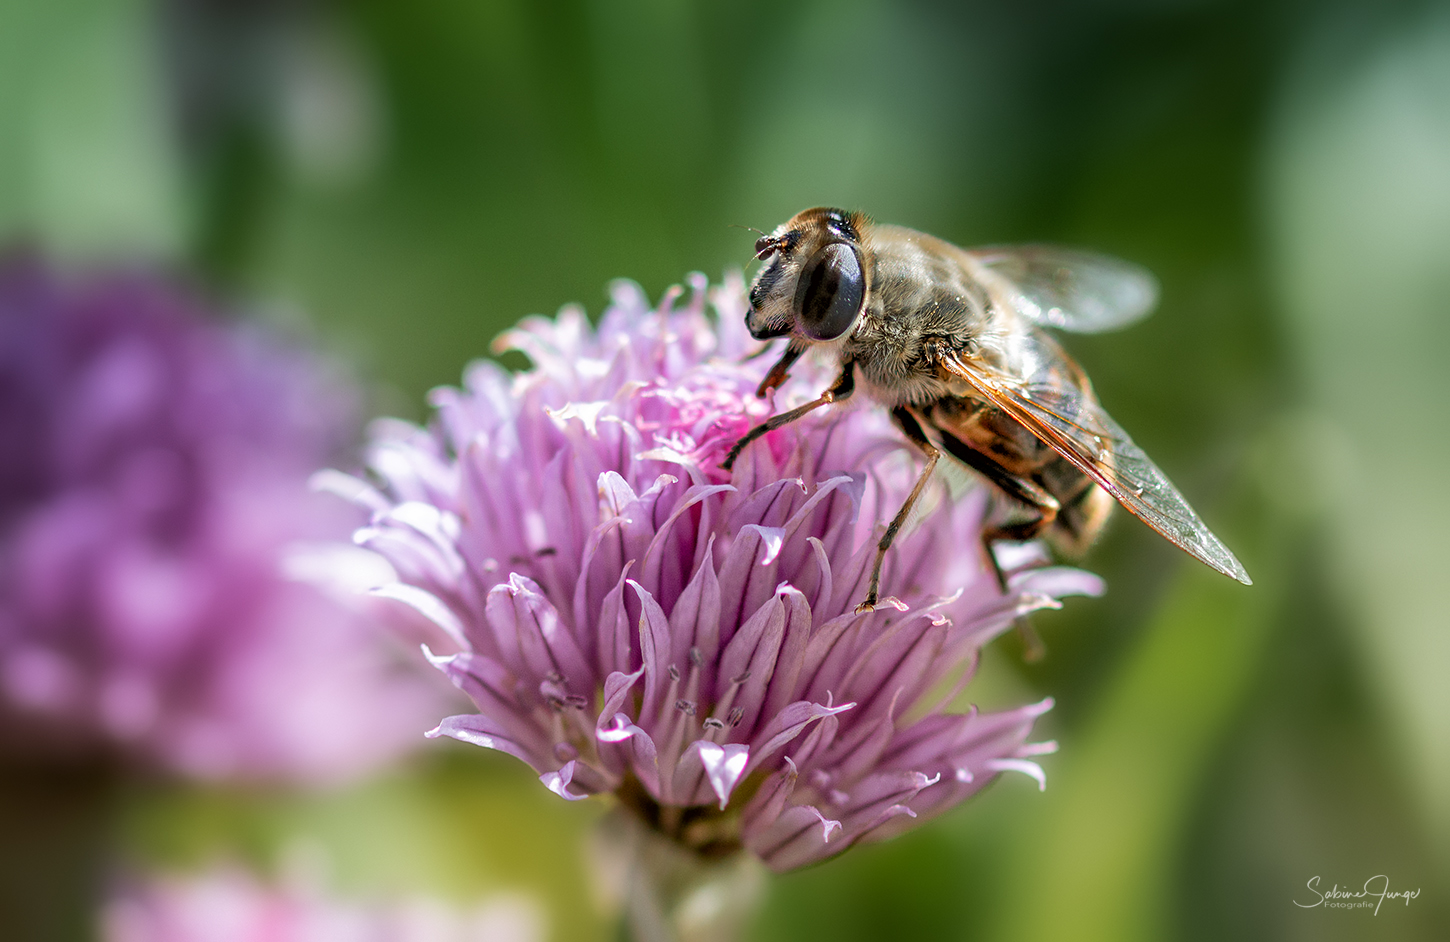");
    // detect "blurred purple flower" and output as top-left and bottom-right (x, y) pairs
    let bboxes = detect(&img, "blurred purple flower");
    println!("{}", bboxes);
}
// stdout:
(0, 257), (440, 784)
(103, 864), (544, 942)
(330, 273), (1102, 869)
